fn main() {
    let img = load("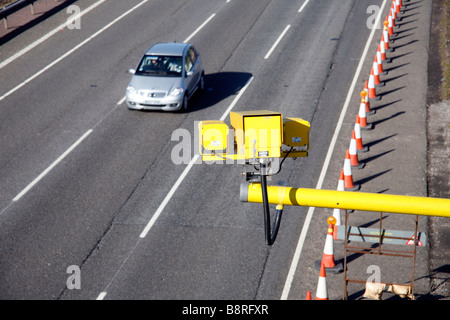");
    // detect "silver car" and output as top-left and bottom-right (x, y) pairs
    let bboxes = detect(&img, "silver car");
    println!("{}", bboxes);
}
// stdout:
(126, 42), (205, 111)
